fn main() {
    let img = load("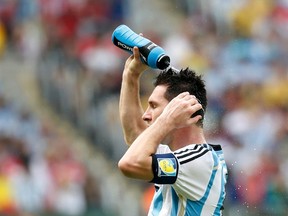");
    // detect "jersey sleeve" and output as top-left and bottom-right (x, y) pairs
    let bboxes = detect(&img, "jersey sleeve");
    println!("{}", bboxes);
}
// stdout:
(172, 146), (216, 200)
(150, 153), (179, 184)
